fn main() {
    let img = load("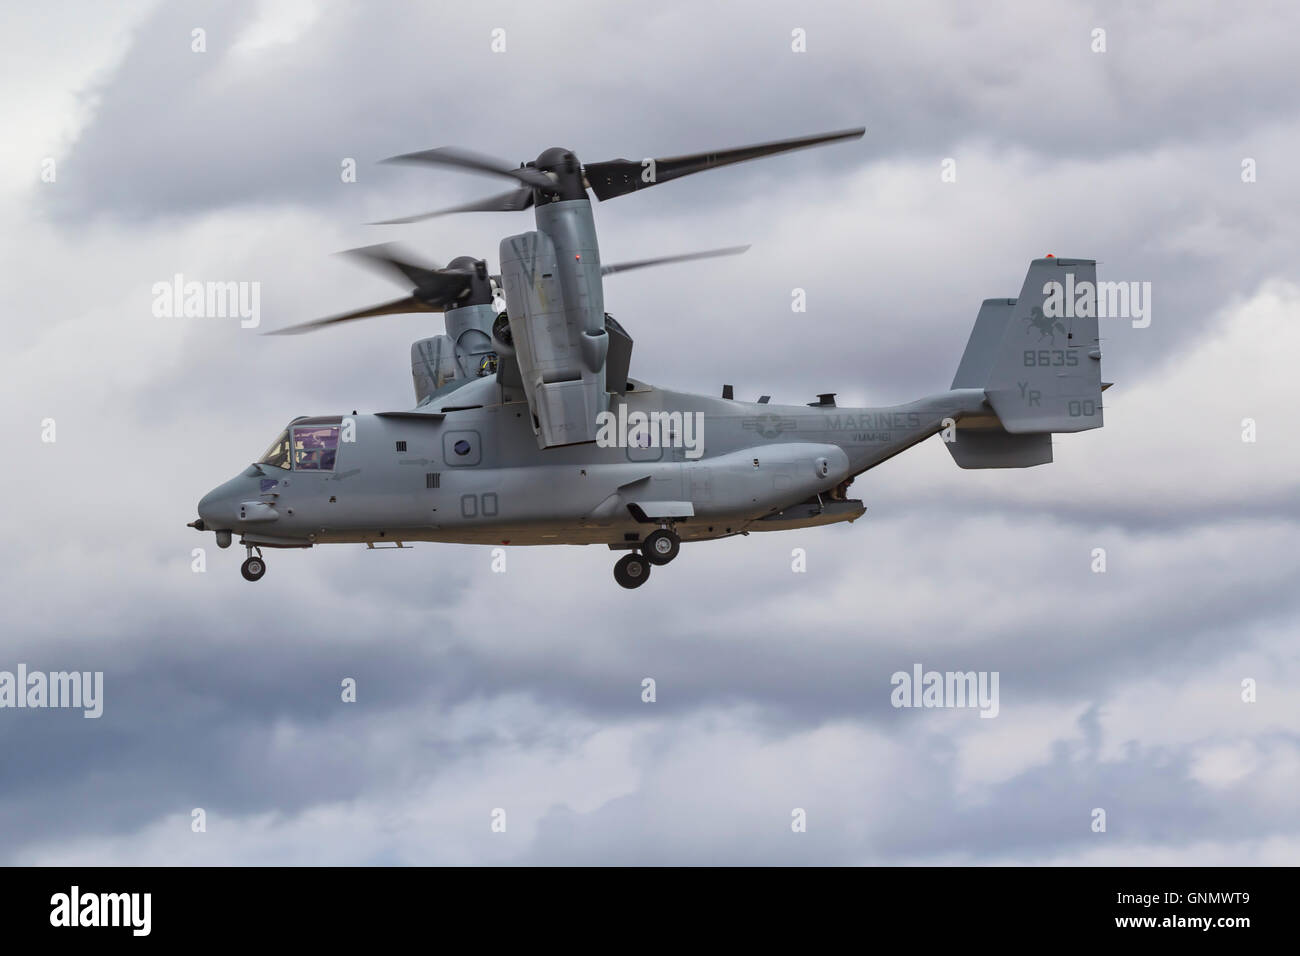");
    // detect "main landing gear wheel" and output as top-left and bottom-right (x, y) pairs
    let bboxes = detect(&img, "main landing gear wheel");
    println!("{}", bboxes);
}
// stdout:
(241, 555), (266, 582)
(642, 528), (680, 566)
(614, 553), (651, 589)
